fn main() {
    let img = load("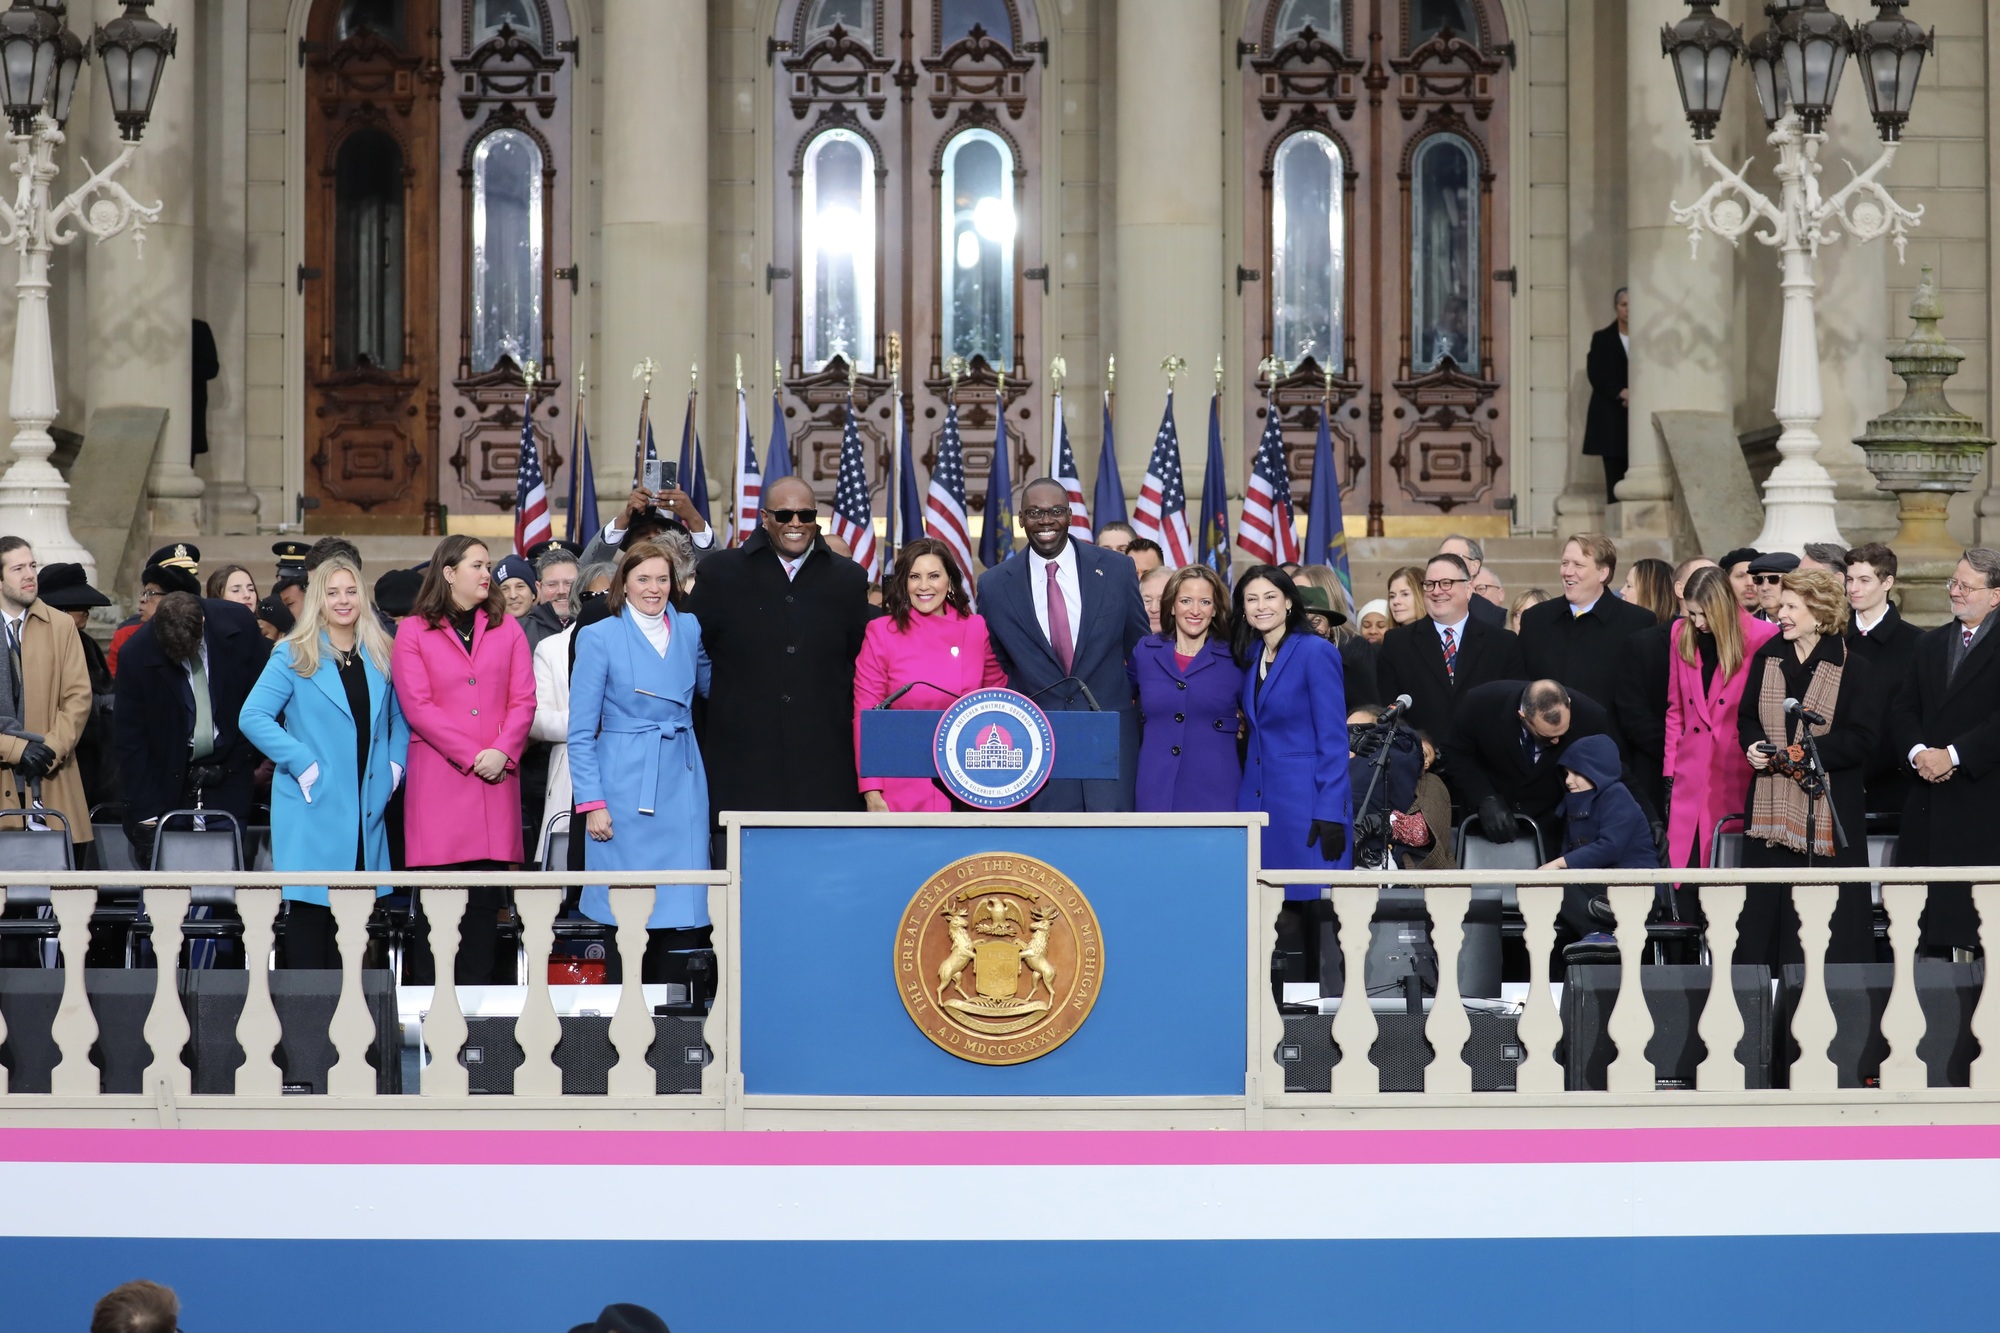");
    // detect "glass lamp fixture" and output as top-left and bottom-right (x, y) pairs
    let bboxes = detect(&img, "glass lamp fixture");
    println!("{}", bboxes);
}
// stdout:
(1776, 0), (1851, 134)
(1848, 0), (1931, 142)
(48, 13), (85, 129)
(0, 0), (63, 135)
(93, 0), (175, 143)
(1660, 0), (1742, 141)
(1744, 9), (1791, 125)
